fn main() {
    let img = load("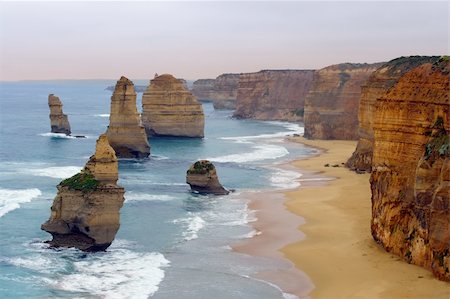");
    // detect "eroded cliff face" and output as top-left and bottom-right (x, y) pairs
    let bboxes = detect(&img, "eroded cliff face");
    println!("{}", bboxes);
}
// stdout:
(142, 74), (205, 138)
(370, 59), (450, 281)
(347, 56), (440, 171)
(42, 134), (125, 251)
(234, 70), (315, 121)
(106, 76), (150, 158)
(212, 74), (240, 110)
(304, 63), (383, 140)
(191, 79), (215, 101)
(48, 94), (71, 135)
(186, 160), (229, 195)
